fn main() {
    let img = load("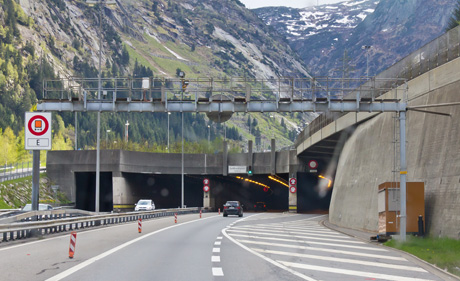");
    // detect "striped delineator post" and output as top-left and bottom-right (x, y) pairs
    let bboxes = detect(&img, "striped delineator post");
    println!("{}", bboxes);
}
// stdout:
(174, 213), (177, 224)
(69, 231), (77, 259)
(138, 218), (142, 233)
(218, 208), (220, 215)
(200, 209), (202, 218)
